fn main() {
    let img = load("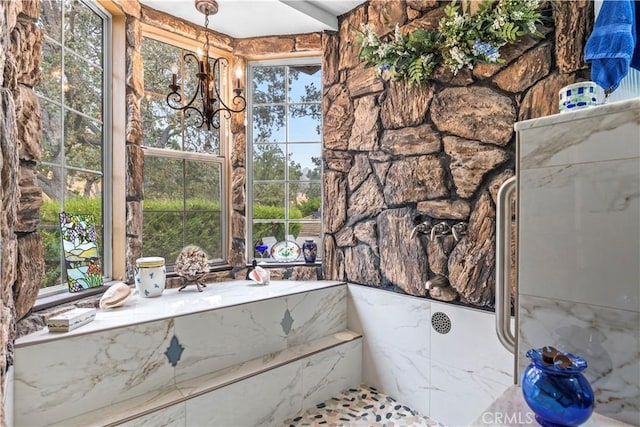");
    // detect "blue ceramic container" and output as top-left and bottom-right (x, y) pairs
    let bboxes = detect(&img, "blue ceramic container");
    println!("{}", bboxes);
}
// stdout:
(522, 347), (594, 427)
